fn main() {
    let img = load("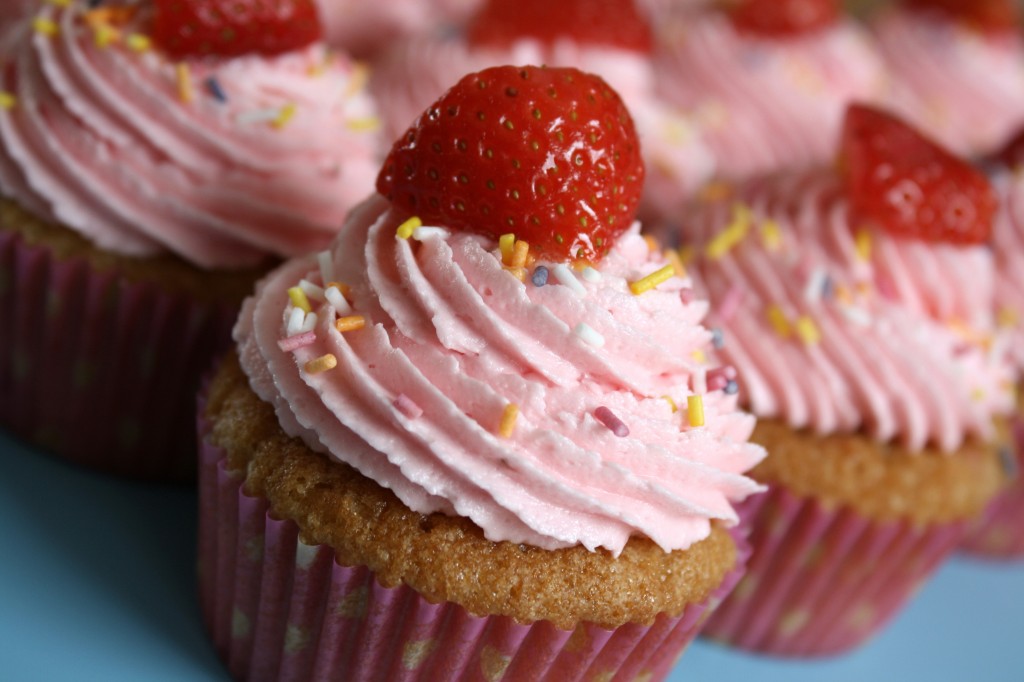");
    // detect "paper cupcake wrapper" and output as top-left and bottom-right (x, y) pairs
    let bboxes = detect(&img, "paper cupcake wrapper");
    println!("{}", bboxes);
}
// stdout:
(0, 228), (239, 481)
(702, 485), (967, 657)
(960, 416), (1024, 558)
(196, 421), (750, 682)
